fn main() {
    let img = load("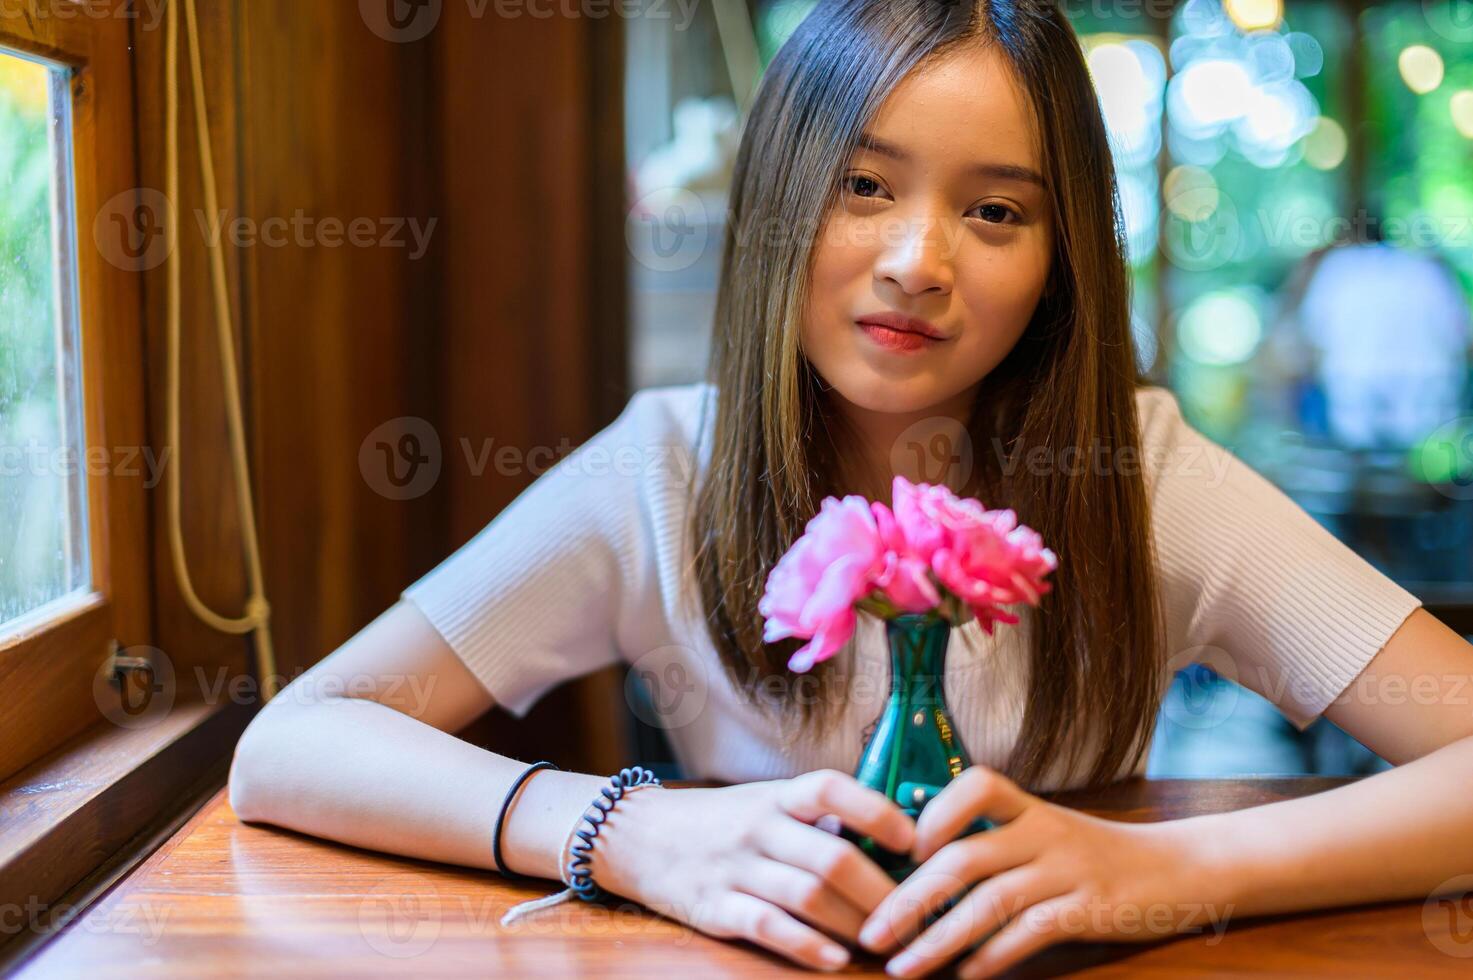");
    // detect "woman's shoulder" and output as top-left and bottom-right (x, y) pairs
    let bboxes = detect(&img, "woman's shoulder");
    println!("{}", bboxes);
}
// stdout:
(1132, 383), (1190, 449)
(619, 380), (717, 447)
(1129, 384), (1237, 496)
(584, 380), (715, 489)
